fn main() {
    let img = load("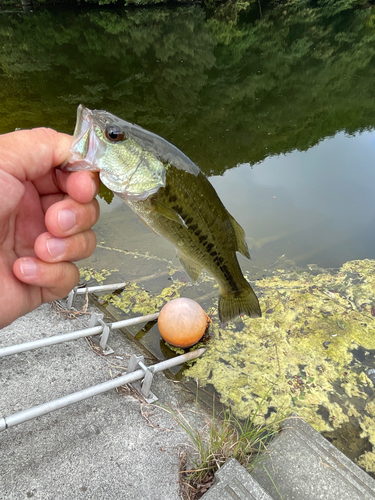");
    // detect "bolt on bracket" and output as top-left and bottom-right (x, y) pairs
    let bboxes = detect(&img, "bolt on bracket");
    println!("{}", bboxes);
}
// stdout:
(126, 354), (158, 403)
